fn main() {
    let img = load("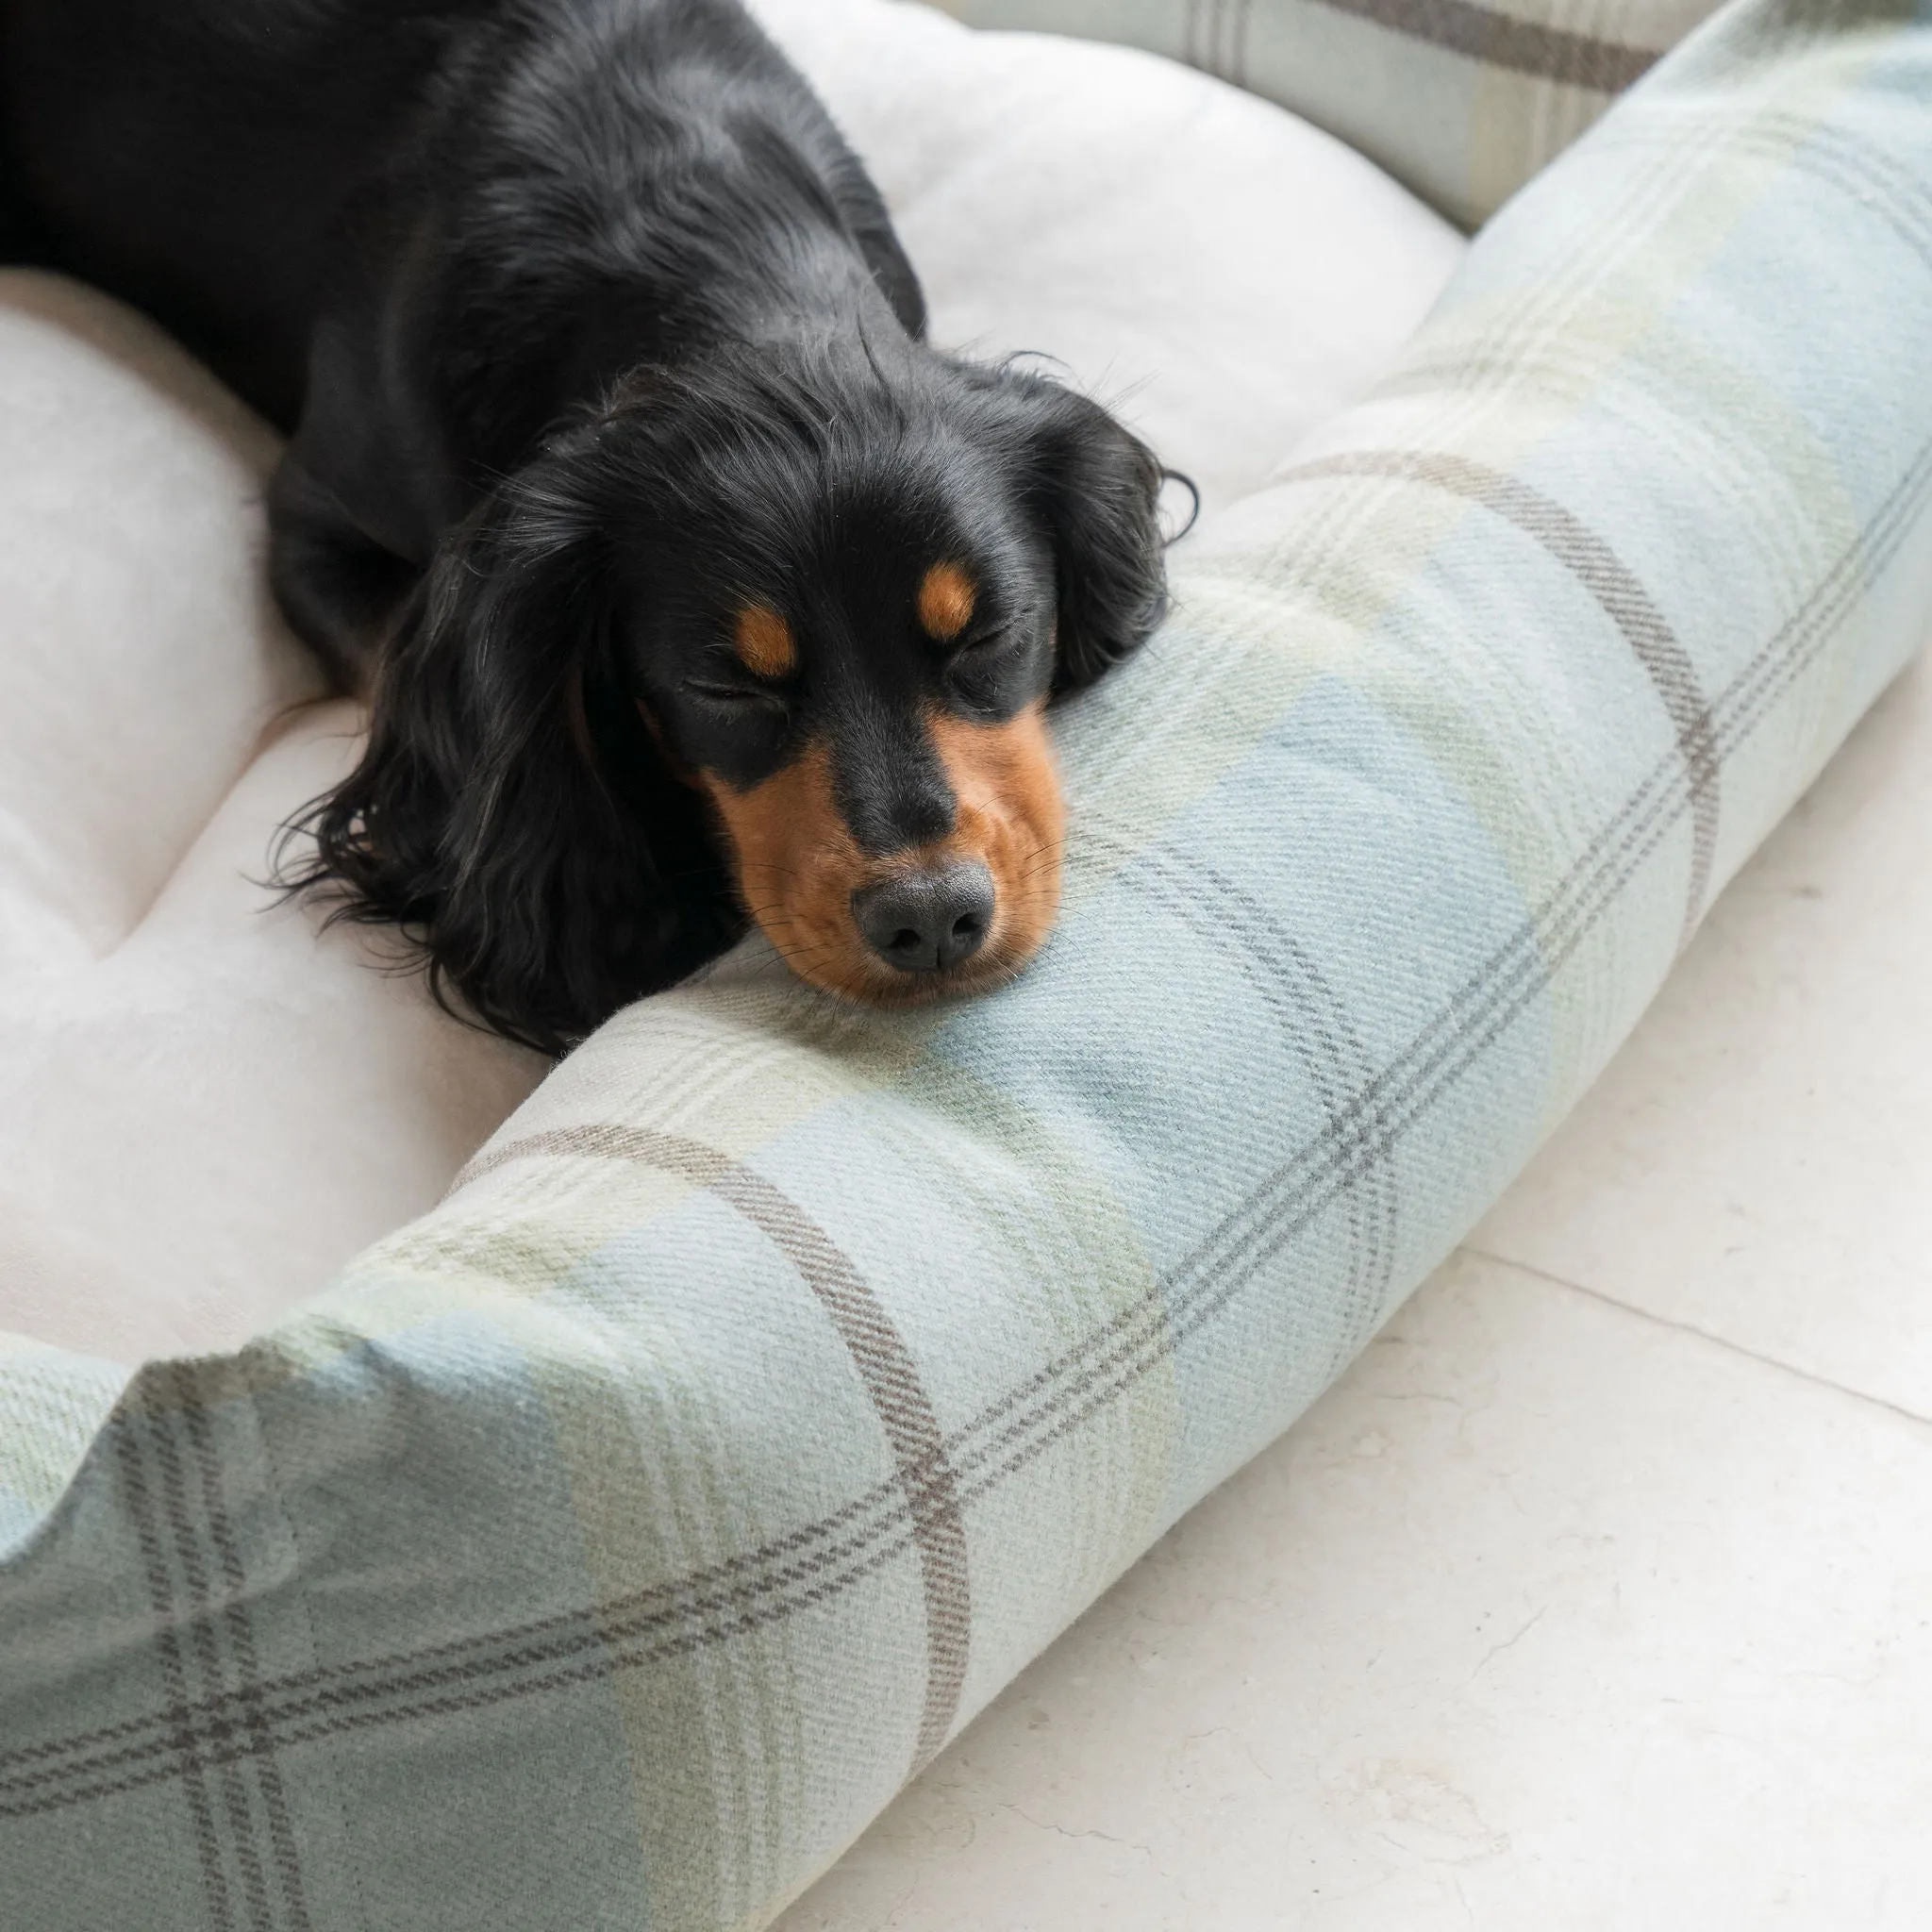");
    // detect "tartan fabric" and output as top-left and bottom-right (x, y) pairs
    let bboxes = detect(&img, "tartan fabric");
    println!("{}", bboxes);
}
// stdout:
(934, 0), (1729, 225)
(5, 0), (1932, 1924)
